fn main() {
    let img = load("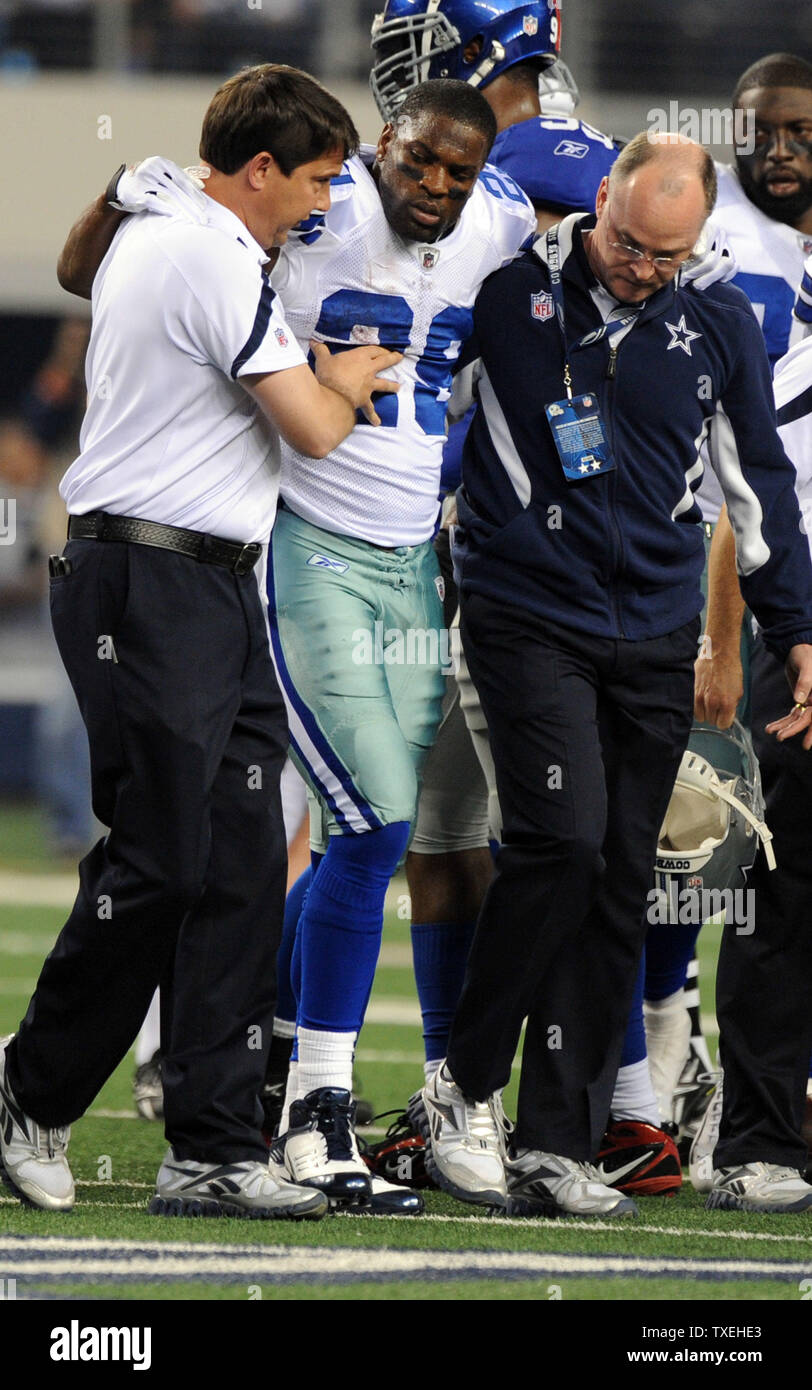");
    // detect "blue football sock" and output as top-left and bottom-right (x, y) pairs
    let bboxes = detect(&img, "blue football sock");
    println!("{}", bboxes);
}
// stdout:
(276, 865), (312, 1028)
(645, 921), (703, 1002)
(297, 821), (411, 1035)
(411, 918), (477, 1063)
(620, 954), (647, 1067)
